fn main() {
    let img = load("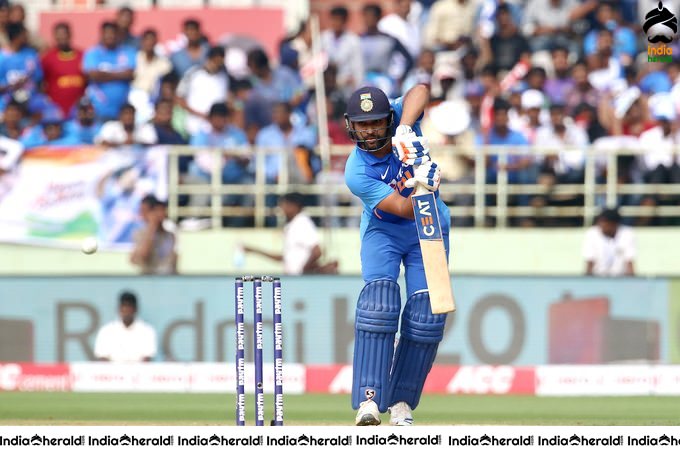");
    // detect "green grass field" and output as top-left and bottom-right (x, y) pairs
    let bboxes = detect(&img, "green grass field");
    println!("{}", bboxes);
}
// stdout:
(0, 393), (679, 425)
